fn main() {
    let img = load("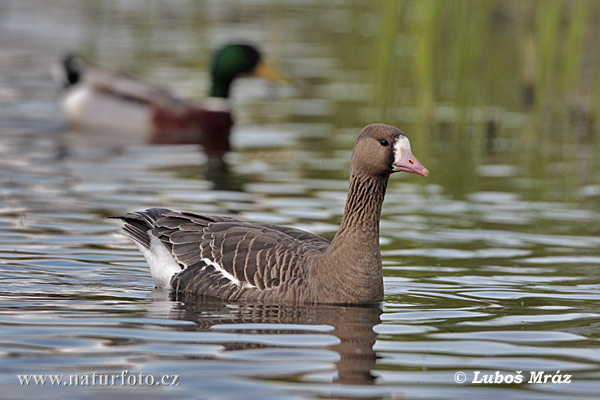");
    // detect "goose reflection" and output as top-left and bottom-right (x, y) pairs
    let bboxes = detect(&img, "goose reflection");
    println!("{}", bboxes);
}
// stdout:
(166, 292), (382, 386)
